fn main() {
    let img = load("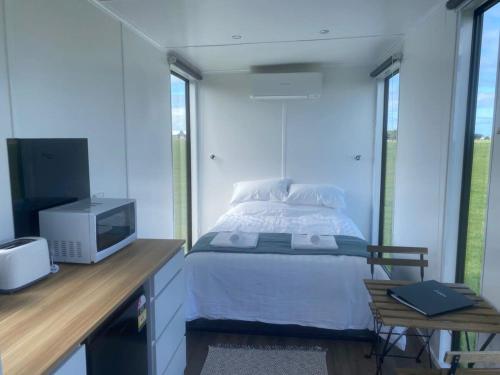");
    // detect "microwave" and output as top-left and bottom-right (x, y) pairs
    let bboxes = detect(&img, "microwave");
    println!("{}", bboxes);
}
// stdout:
(39, 198), (137, 264)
